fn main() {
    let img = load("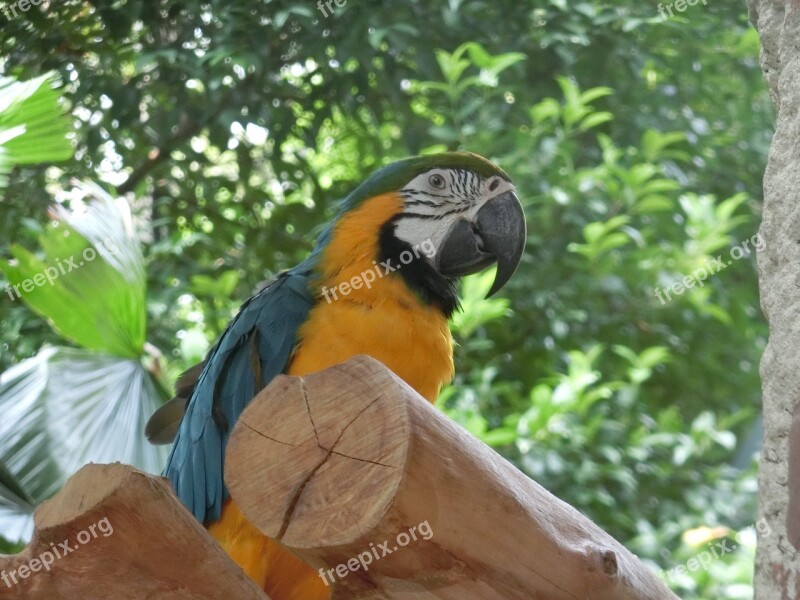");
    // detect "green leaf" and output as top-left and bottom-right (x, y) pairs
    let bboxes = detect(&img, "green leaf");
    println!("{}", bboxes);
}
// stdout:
(716, 192), (749, 222)
(464, 42), (525, 74)
(530, 98), (561, 124)
(641, 129), (687, 162)
(0, 347), (168, 542)
(635, 195), (675, 212)
(556, 76), (580, 107)
(1, 184), (146, 357)
(435, 48), (471, 85)
(578, 111), (613, 131)
(482, 427), (518, 447)
(451, 270), (510, 337)
(579, 87), (613, 105)
(584, 215), (630, 243)
(0, 73), (72, 168)
(190, 269), (239, 298)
